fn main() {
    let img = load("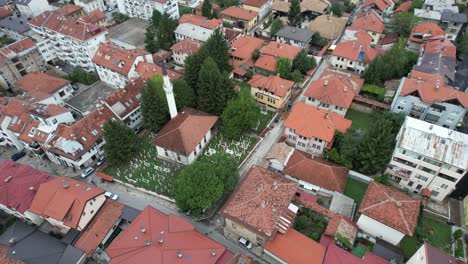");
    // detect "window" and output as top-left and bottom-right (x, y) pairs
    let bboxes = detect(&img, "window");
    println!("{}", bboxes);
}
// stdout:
(416, 184), (422, 190)
(397, 106), (404, 110)
(194, 150), (197, 156)
(52, 118), (57, 124)
(164, 149), (168, 157)
(417, 166), (437, 175)
(59, 90), (65, 97)
(441, 184), (449, 189)
(415, 174), (428, 182)
(437, 172), (457, 182)
(431, 191), (439, 197)
(408, 181), (414, 187)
